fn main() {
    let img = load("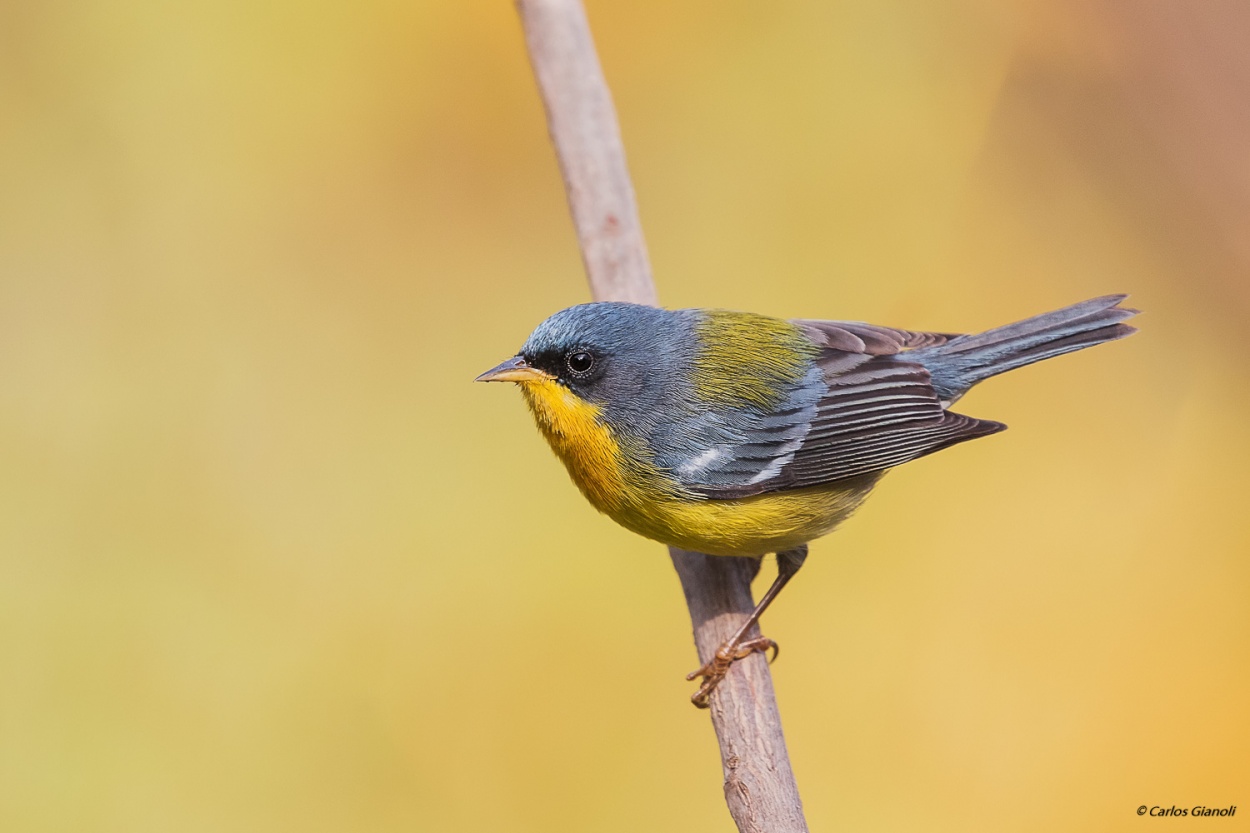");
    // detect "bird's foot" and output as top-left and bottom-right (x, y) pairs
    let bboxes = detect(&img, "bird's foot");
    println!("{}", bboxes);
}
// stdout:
(685, 635), (779, 708)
